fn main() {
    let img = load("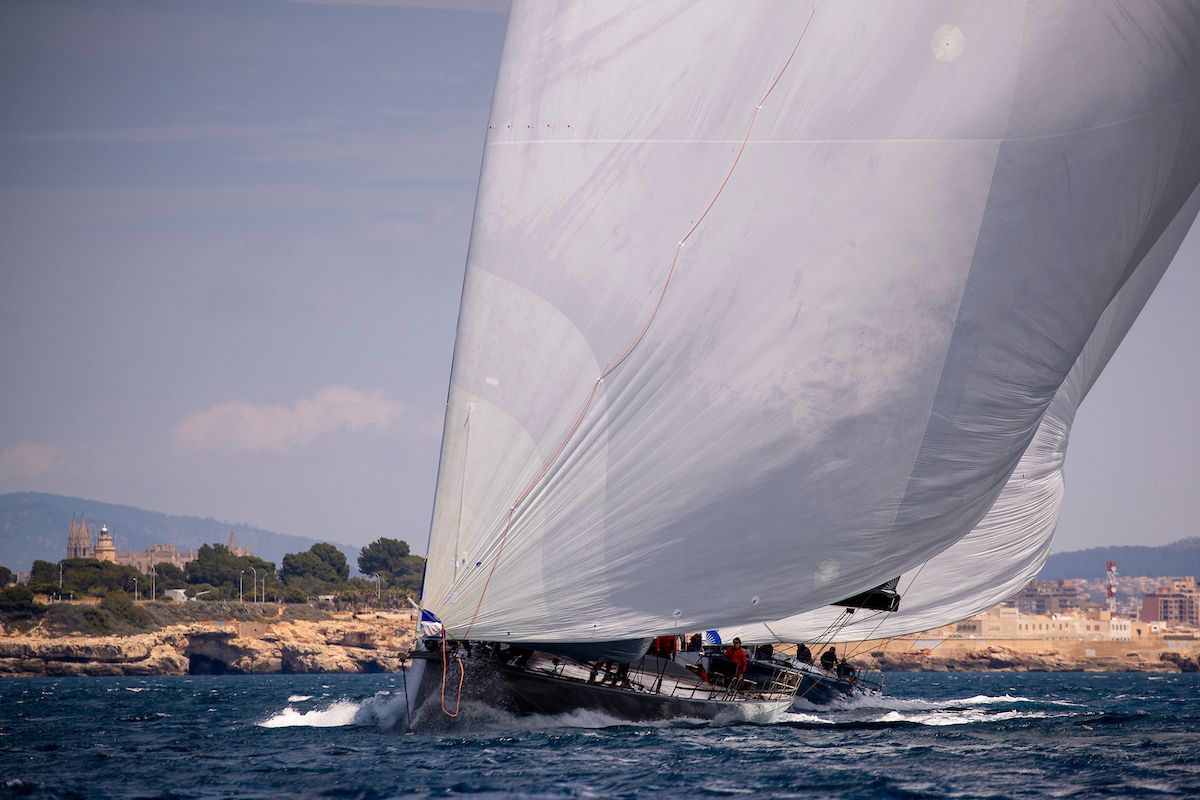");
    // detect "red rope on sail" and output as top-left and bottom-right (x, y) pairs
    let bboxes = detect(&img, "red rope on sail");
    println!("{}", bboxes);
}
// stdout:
(440, 629), (465, 718)
(440, 7), (820, 717)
